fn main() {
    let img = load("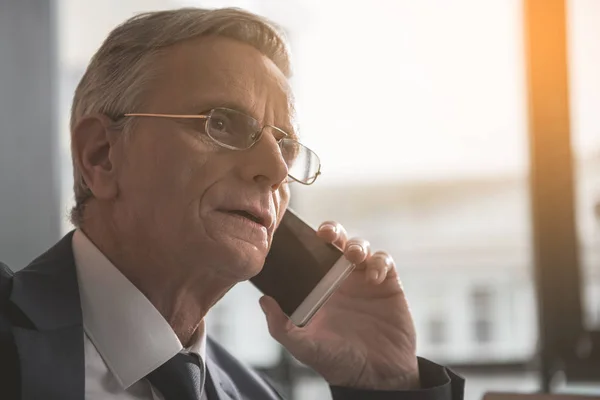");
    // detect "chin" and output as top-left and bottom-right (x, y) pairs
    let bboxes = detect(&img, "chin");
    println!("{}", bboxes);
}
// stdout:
(218, 239), (268, 281)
